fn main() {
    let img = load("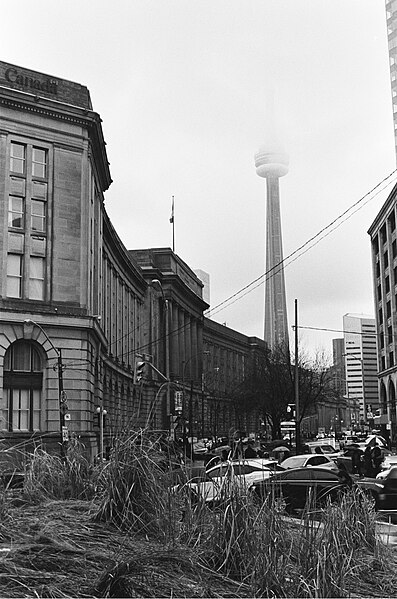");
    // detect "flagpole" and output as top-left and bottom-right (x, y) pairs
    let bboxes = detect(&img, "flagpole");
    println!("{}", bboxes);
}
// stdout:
(170, 195), (175, 252)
